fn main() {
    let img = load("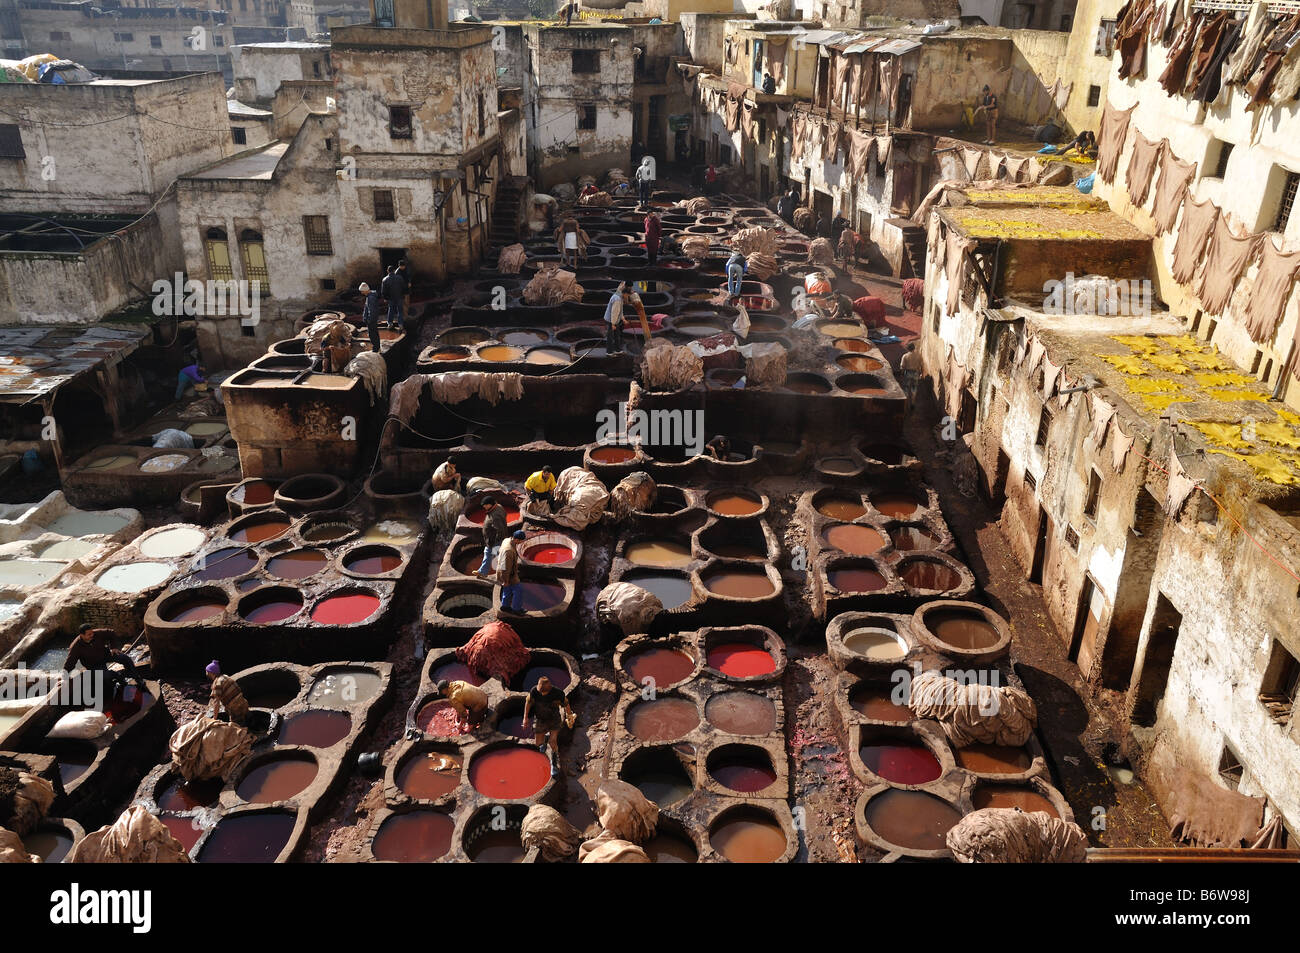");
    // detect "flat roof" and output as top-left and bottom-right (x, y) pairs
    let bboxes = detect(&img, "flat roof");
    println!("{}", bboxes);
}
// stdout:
(942, 202), (1146, 242)
(188, 141), (288, 180)
(235, 41), (330, 50)
(0, 326), (149, 405)
(227, 99), (273, 118)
